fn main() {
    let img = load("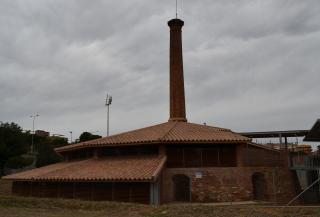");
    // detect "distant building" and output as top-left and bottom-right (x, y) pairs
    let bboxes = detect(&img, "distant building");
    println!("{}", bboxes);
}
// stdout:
(293, 144), (312, 154)
(264, 143), (312, 155)
(35, 130), (49, 137)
